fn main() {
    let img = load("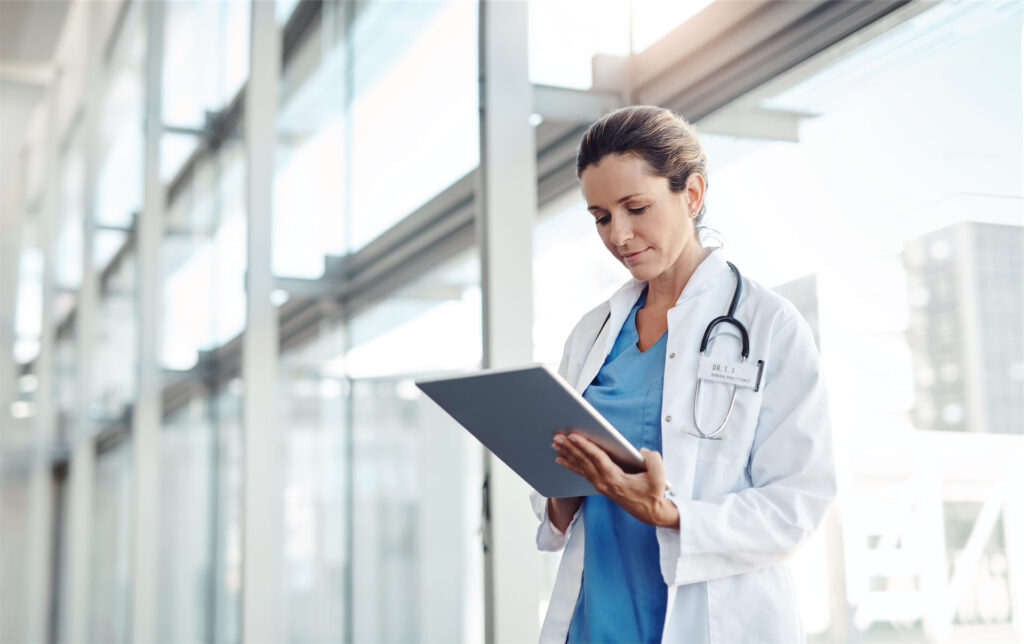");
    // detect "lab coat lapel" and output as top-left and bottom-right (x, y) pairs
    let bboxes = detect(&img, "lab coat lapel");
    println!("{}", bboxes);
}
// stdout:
(662, 247), (733, 506)
(572, 279), (646, 394)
